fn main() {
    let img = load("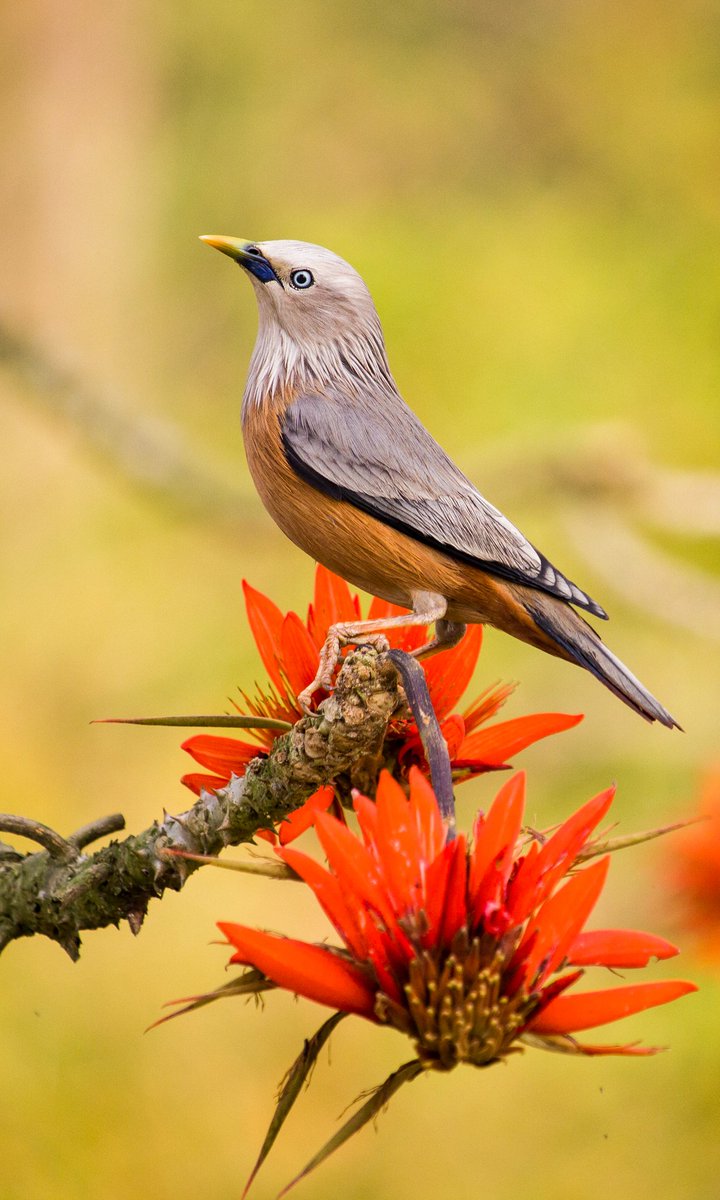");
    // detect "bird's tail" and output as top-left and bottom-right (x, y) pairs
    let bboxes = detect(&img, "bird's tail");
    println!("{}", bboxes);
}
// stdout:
(524, 597), (680, 729)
